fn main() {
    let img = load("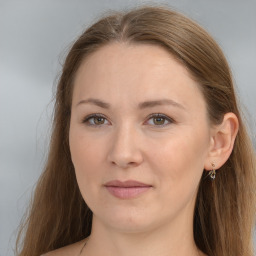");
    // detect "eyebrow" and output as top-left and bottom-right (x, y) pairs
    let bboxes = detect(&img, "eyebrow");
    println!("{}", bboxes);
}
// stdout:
(76, 98), (186, 110)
